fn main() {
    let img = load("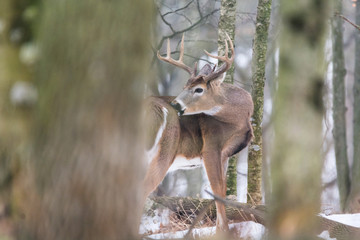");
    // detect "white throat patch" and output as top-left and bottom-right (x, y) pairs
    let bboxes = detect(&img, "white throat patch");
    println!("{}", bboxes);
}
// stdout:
(183, 105), (222, 116)
(203, 105), (222, 116)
